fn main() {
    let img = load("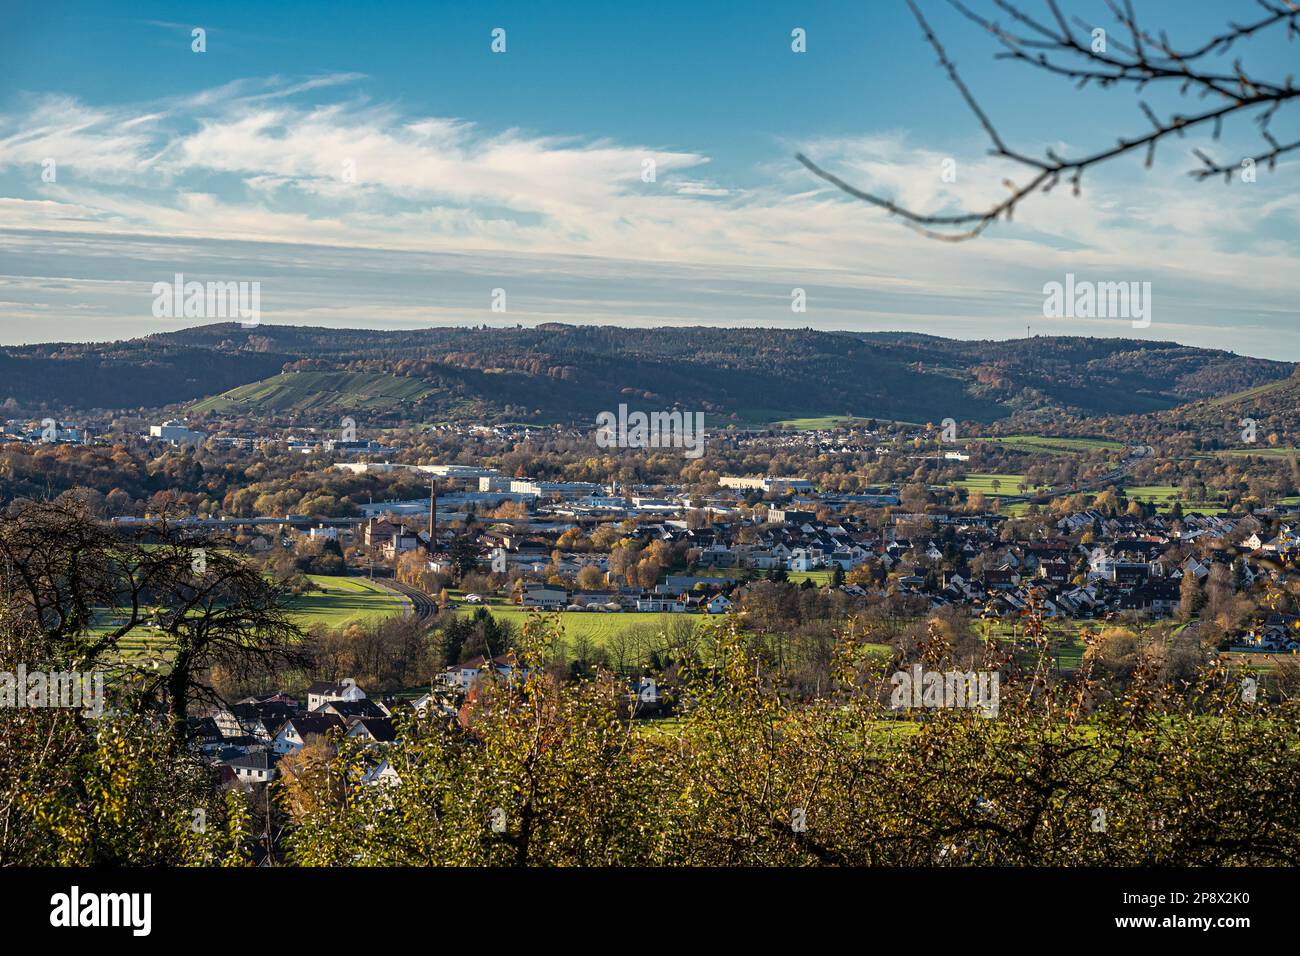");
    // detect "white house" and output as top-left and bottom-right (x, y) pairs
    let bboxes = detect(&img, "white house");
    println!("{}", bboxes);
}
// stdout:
(306, 678), (367, 712)
(705, 594), (733, 614)
(411, 691), (457, 719)
(788, 548), (822, 572)
(210, 702), (293, 742)
(272, 714), (345, 754)
(442, 653), (527, 692)
(828, 545), (868, 570)
(344, 717), (397, 745)
(228, 750), (279, 785)
(381, 532), (421, 559)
